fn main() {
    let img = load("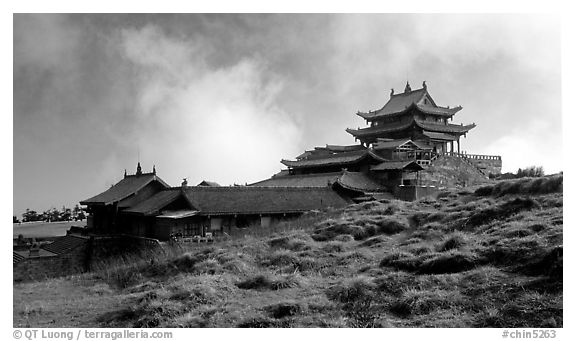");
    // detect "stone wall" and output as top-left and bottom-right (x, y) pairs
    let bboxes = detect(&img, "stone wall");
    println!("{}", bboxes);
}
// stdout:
(394, 185), (439, 201)
(442, 152), (502, 176)
(13, 235), (162, 282)
(420, 155), (492, 188)
(13, 243), (89, 282)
